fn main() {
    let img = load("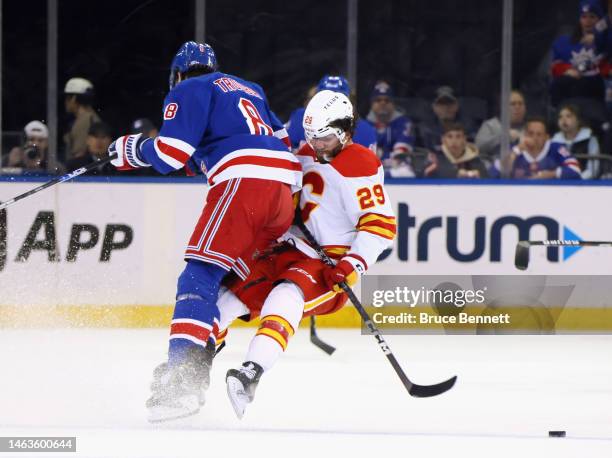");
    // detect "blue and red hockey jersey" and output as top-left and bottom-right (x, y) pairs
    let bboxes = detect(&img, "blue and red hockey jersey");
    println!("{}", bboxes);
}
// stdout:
(365, 111), (415, 160)
(551, 35), (608, 78)
(511, 141), (581, 179)
(139, 72), (301, 187)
